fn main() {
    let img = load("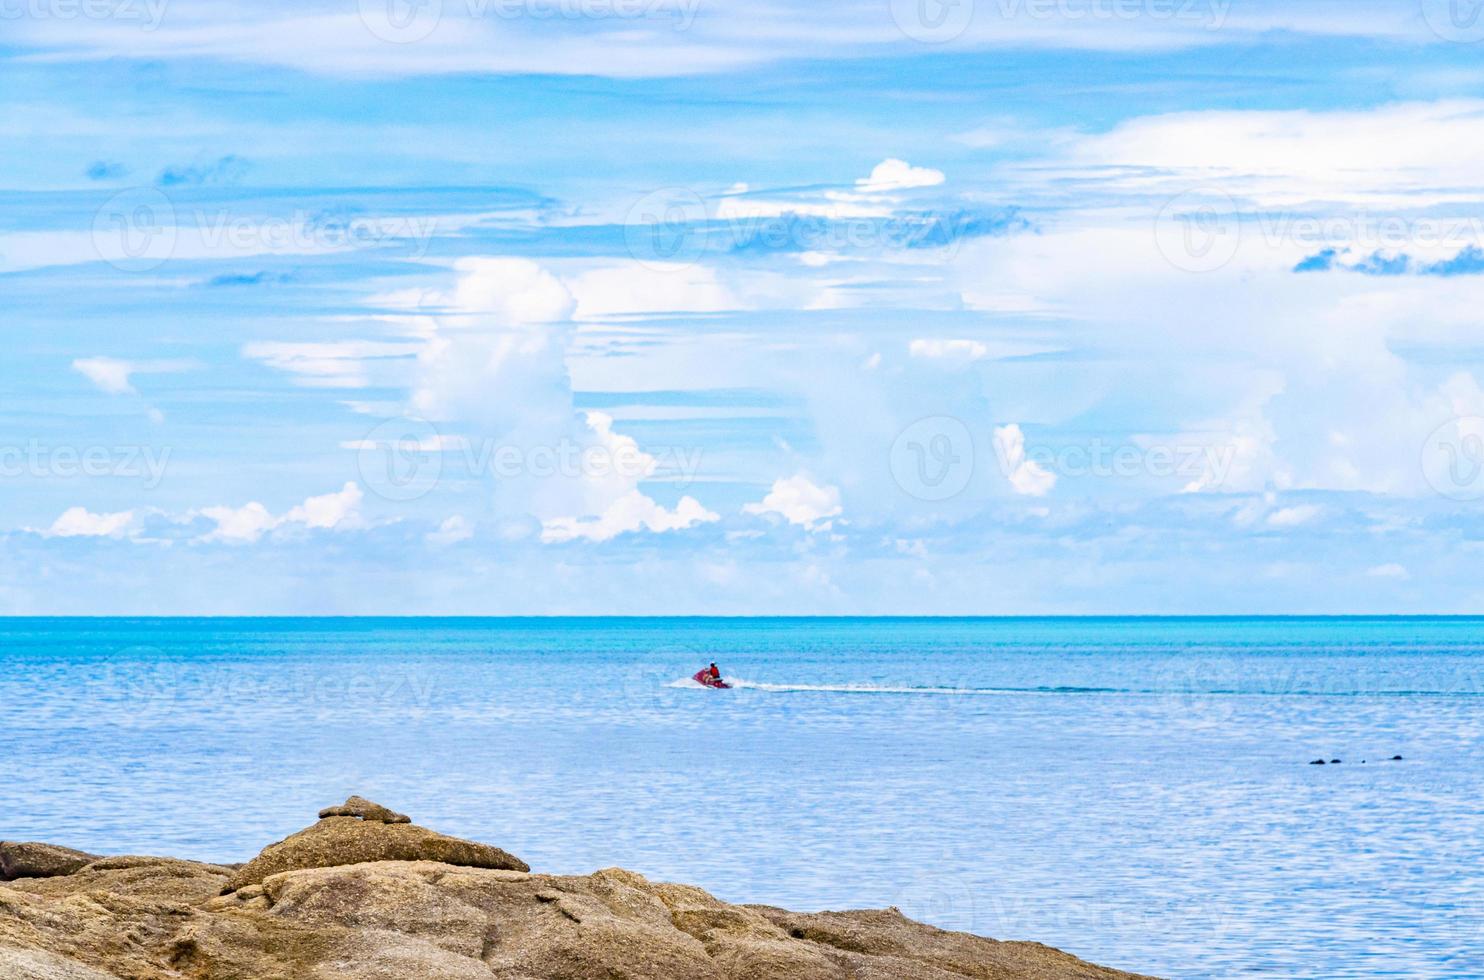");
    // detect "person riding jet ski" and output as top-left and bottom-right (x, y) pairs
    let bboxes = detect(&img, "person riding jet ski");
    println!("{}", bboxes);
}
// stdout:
(693, 663), (729, 689)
